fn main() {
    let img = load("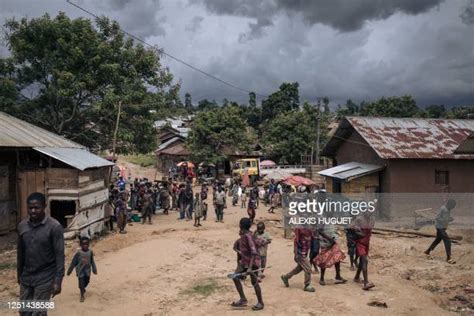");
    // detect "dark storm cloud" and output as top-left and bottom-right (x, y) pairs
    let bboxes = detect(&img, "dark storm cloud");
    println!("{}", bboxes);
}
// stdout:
(197, 0), (444, 32)
(238, 17), (273, 43)
(100, 0), (166, 38)
(276, 0), (445, 31)
(460, 1), (474, 24)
